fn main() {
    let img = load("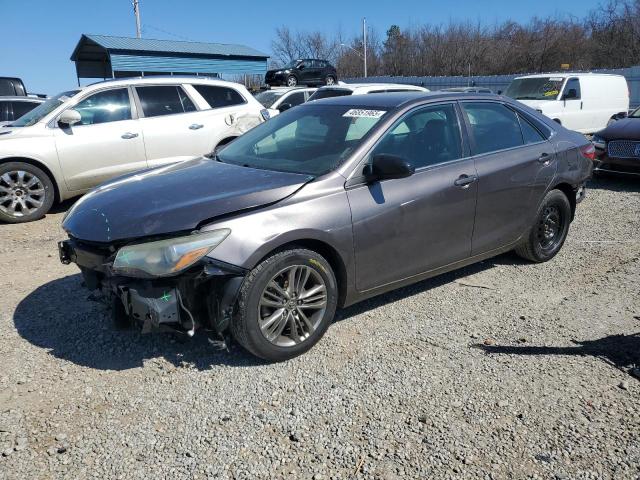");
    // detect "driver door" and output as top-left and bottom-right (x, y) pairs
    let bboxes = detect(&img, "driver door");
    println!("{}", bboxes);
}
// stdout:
(346, 103), (478, 291)
(54, 87), (147, 191)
